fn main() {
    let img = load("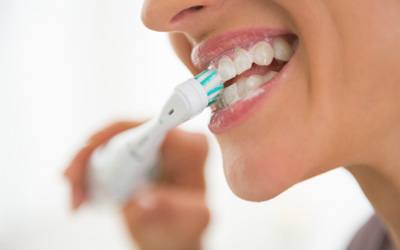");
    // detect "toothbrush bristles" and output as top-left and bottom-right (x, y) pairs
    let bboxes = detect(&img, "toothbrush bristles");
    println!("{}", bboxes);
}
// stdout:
(194, 69), (224, 106)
